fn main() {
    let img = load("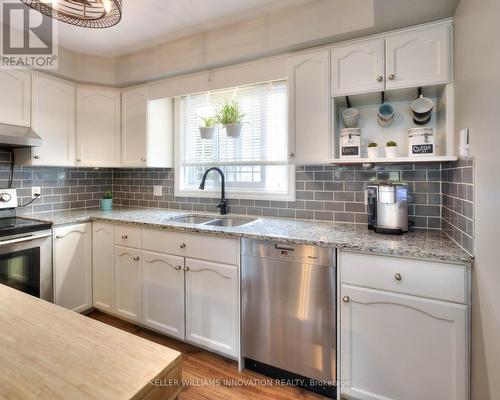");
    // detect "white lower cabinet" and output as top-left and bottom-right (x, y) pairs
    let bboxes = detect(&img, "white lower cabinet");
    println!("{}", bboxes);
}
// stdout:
(142, 250), (185, 339)
(53, 223), (92, 313)
(340, 252), (470, 400)
(185, 258), (238, 357)
(114, 246), (142, 322)
(92, 222), (114, 312)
